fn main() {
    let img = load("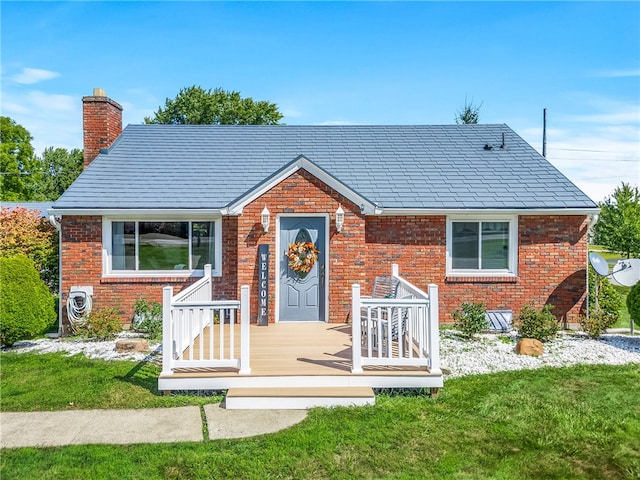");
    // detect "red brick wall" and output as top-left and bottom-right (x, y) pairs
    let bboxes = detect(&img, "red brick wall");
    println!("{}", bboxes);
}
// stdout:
(82, 95), (123, 168)
(61, 186), (587, 327)
(365, 215), (446, 285)
(237, 169), (366, 323)
(60, 216), (236, 329)
(365, 215), (588, 324)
